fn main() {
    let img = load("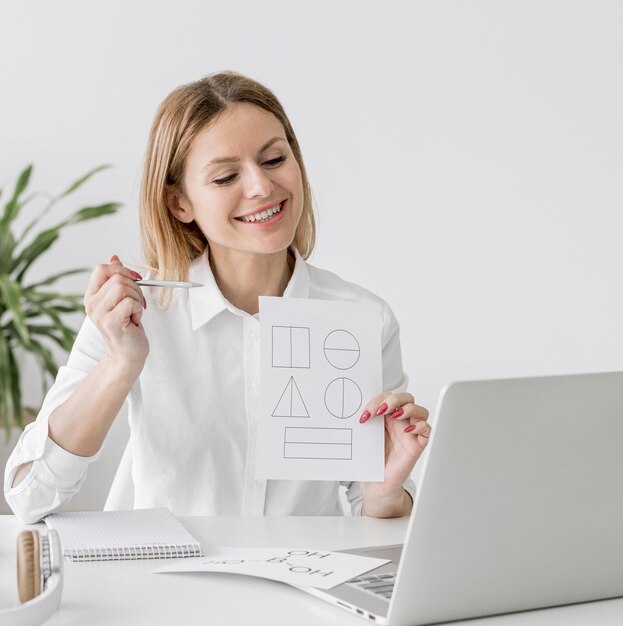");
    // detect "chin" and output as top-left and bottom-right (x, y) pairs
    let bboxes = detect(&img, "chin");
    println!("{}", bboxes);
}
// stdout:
(248, 230), (297, 255)
(252, 240), (294, 256)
